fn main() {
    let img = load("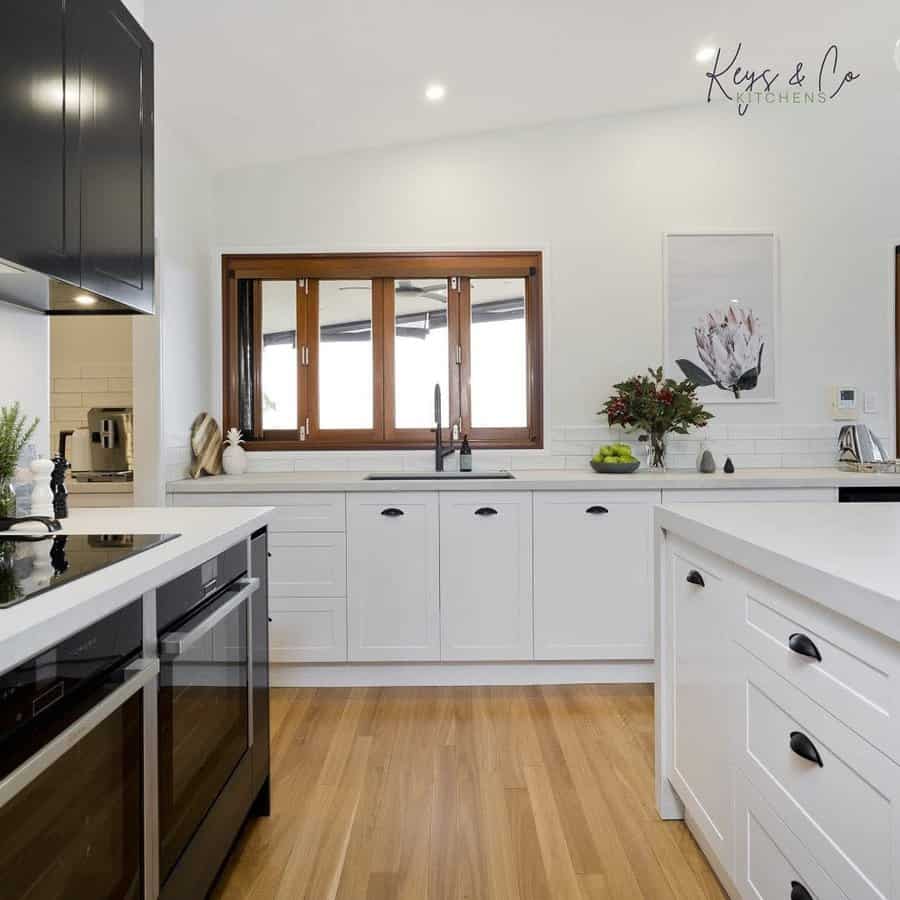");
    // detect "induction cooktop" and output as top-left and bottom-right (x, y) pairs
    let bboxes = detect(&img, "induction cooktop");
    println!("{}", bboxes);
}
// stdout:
(0, 533), (179, 609)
